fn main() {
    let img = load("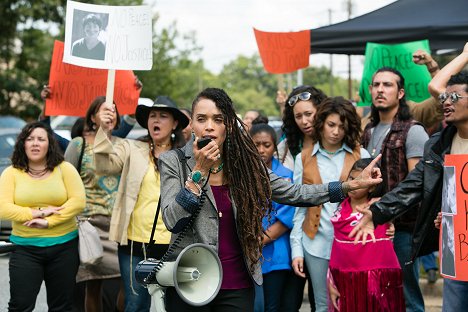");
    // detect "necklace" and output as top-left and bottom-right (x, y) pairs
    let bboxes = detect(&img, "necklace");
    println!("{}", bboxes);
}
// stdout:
(27, 167), (49, 178)
(210, 162), (224, 174)
(155, 143), (171, 148)
(369, 127), (390, 157)
(322, 148), (338, 155)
